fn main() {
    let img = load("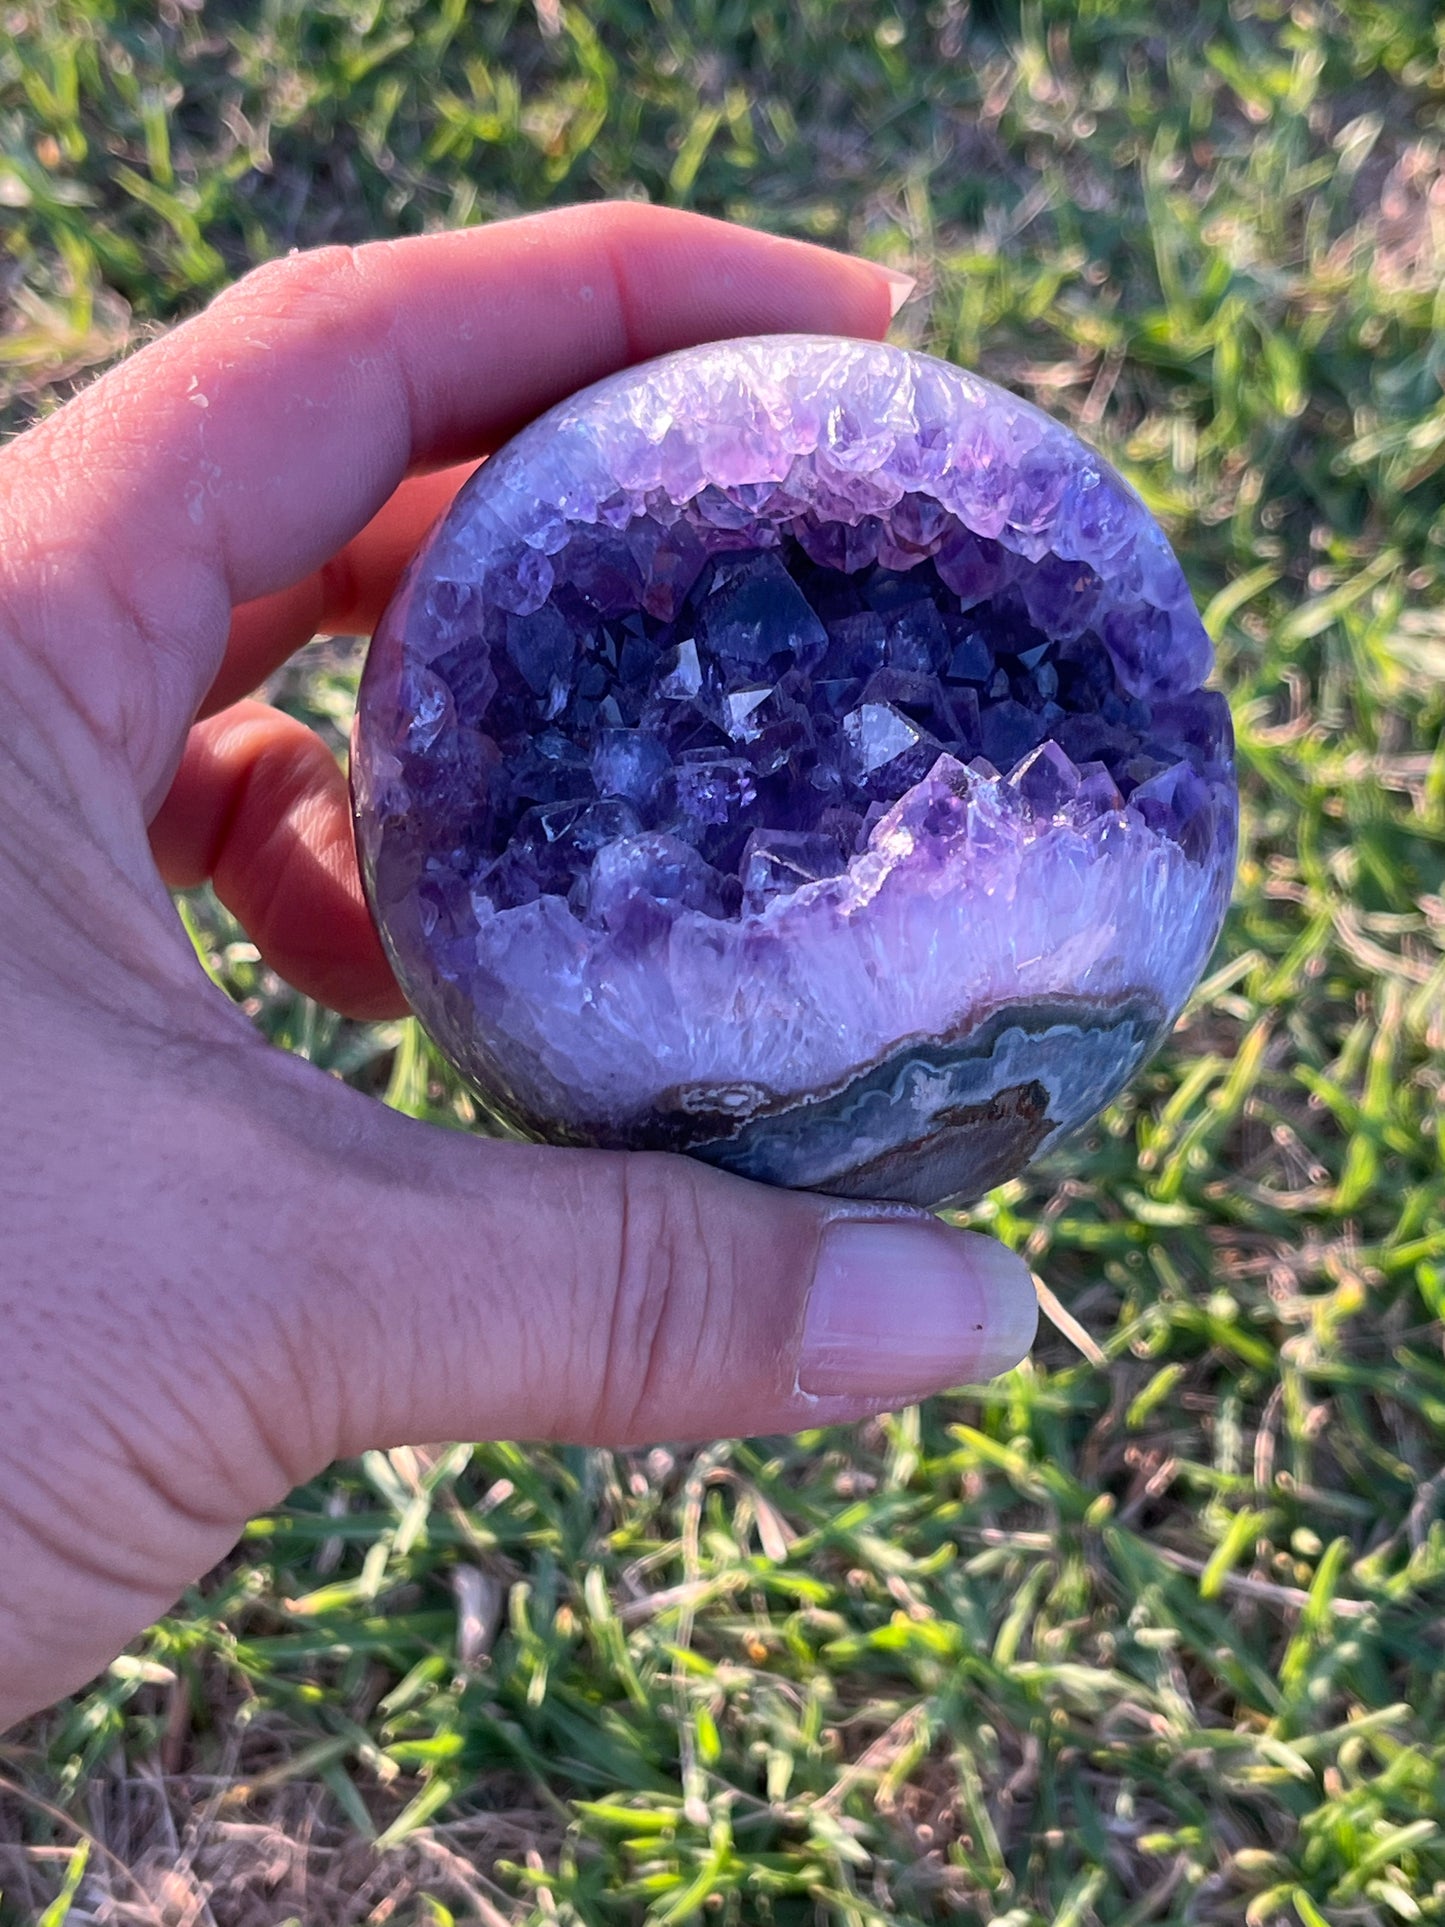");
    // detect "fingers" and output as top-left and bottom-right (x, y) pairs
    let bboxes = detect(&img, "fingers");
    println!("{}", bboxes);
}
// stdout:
(244, 1065), (1039, 1459)
(207, 464), (479, 720)
(154, 467), (479, 997)
(149, 700), (407, 1019)
(3, 203), (906, 807)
